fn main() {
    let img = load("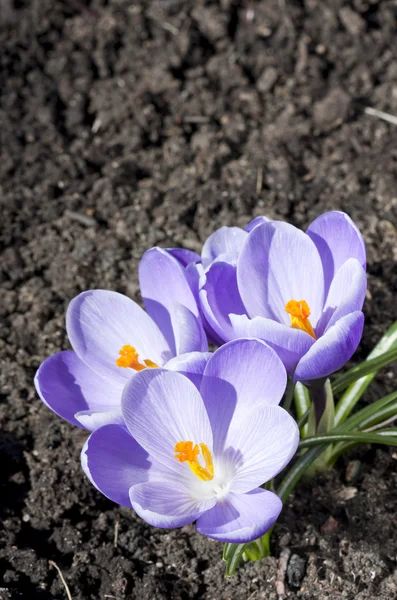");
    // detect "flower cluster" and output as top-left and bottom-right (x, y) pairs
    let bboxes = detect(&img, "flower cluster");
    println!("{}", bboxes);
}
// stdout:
(35, 211), (366, 543)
